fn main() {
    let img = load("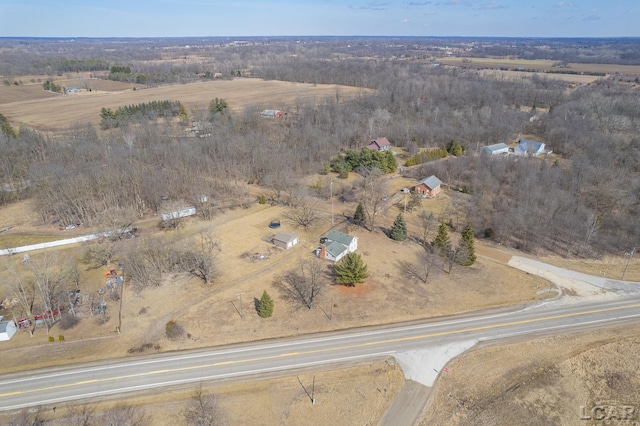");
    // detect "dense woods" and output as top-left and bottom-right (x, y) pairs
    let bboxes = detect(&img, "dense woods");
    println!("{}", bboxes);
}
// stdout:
(0, 37), (638, 257)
